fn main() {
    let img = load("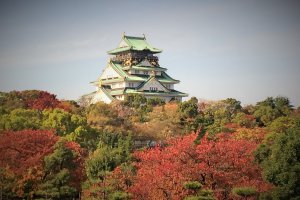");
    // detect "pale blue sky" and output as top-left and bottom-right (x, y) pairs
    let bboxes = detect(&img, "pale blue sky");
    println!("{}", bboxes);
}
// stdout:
(0, 0), (300, 106)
